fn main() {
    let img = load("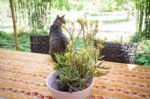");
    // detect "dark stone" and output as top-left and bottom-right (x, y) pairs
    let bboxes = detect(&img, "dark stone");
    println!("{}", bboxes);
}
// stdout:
(94, 41), (138, 64)
(30, 35), (49, 54)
